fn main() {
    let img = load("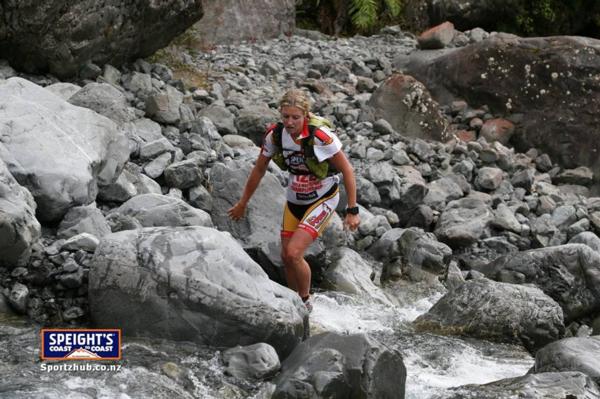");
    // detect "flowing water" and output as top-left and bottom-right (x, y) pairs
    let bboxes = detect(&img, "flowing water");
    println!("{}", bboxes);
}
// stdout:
(0, 283), (534, 398)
